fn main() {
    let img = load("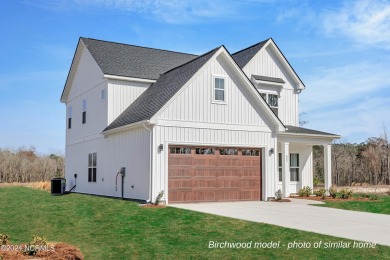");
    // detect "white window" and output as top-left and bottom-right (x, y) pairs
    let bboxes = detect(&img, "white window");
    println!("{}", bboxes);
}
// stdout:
(88, 152), (97, 182)
(67, 106), (72, 129)
(259, 93), (278, 115)
(278, 153), (282, 182)
(214, 77), (225, 102)
(101, 89), (106, 100)
(290, 153), (299, 181)
(82, 99), (87, 124)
